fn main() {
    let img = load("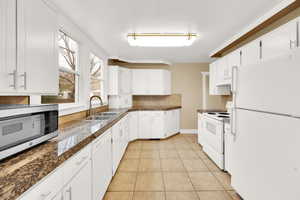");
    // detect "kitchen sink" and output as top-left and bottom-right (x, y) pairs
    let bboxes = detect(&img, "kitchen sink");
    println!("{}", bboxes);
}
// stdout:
(98, 112), (119, 116)
(86, 115), (111, 121)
